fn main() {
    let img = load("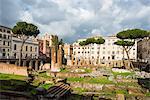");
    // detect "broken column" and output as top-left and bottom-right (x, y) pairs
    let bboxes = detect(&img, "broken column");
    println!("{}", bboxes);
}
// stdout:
(57, 45), (62, 67)
(51, 46), (57, 71)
